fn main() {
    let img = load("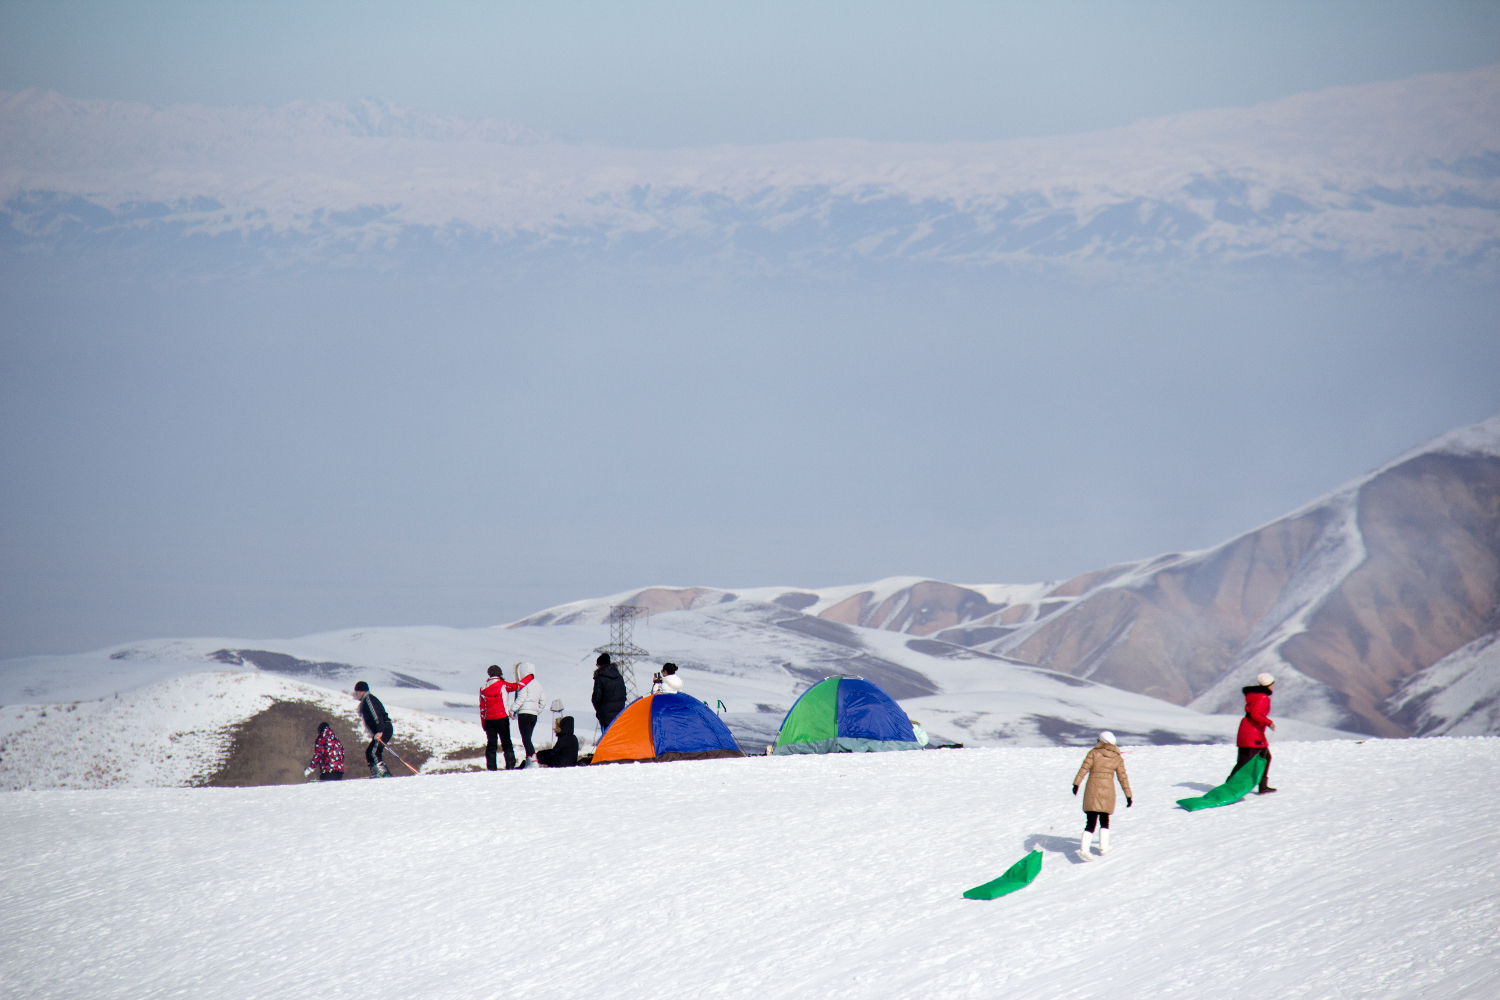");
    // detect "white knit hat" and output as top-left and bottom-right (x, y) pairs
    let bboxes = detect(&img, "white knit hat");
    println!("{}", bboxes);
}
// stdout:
(1256, 672), (1276, 686)
(1098, 731), (1116, 745)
